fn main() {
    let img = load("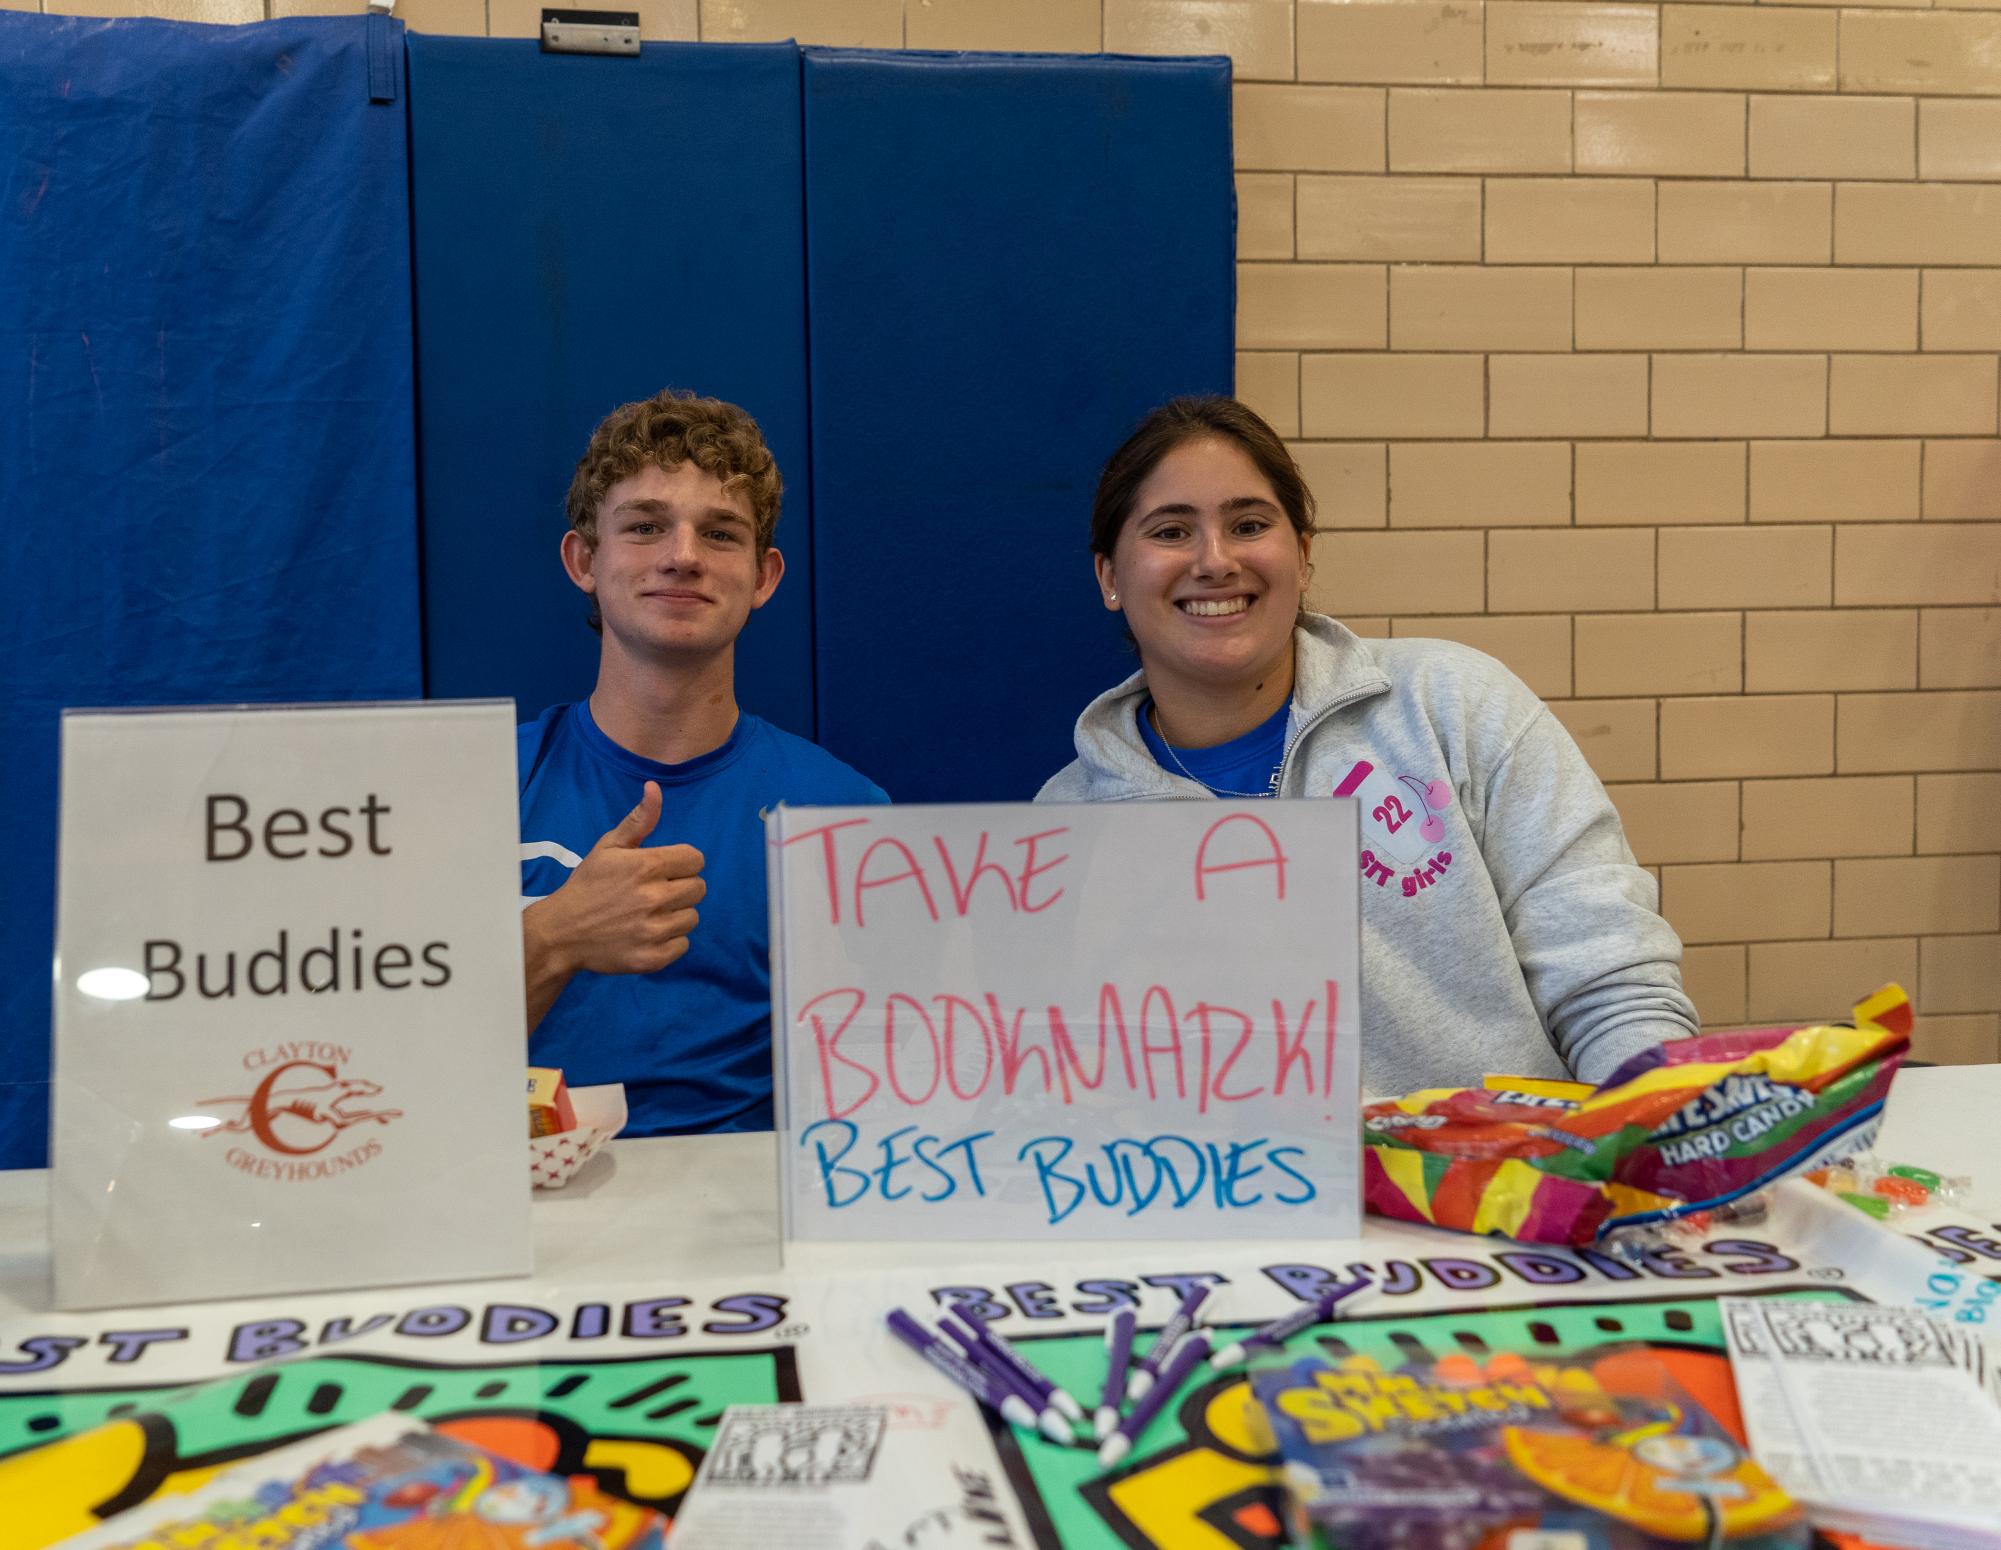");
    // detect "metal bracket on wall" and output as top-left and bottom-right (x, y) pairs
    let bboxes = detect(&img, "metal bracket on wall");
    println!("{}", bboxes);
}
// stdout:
(539, 9), (641, 55)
